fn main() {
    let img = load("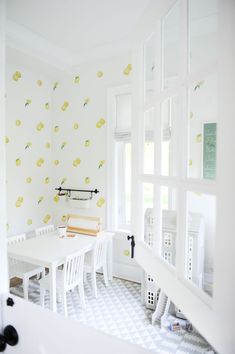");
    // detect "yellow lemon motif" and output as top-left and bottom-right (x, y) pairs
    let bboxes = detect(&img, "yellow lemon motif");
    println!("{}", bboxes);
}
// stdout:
(96, 197), (105, 208)
(54, 160), (59, 166)
(43, 214), (51, 224)
(73, 158), (81, 167)
(15, 120), (21, 127)
(15, 196), (24, 208)
(26, 177), (32, 184)
(194, 80), (205, 91)
(38, 196), (44, 204)
(96, 118), (106, 128)
(37, 80), (43, 86)
(54, 126), (59, 133)
(190, 112), (194, 119)
(98, 160), (105, 169)
(97, 71), (103, 78)
(5, 136), (9, 144)
(44, 177), (50, 184)
(53, 82), (58, 91)
(189, 159), (193, 166)
(61, 215), (67, 223)
(13, 71), (22, 82)
(61, 101), (69, 111)
(45, 142), (51, 149)
(45, 102), (50, 110)
(61, 177), (67, 185)
(6, 223), (9, 231)
(73, 123), (79, 130)
(25, 99), (32, 107)
(36, 122), (45, 131)
(16, 158), (21, 166)
(196, 134), (202, 143)
(27, 219), (33, 225)
(84, 177), (90, 184)
(84, 139), (90, 147)
(36, 158), (44, 167)
(74, 76), (80, 84)
(123, 250), (130, 257)
(123, 64), (132, 76)
(54, 195), (60, 203)
(25, 142), (32, 149)
(83, 97), (90, 107)
(61, 141), (67, 149)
